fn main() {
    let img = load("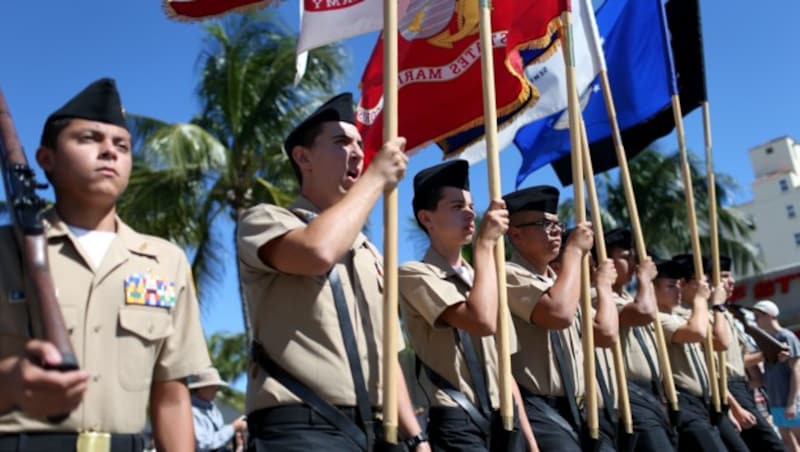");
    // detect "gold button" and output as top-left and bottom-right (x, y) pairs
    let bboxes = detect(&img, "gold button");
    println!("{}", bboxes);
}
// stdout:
(94, 325), (101, 333)
(93, 374), (100, 382)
